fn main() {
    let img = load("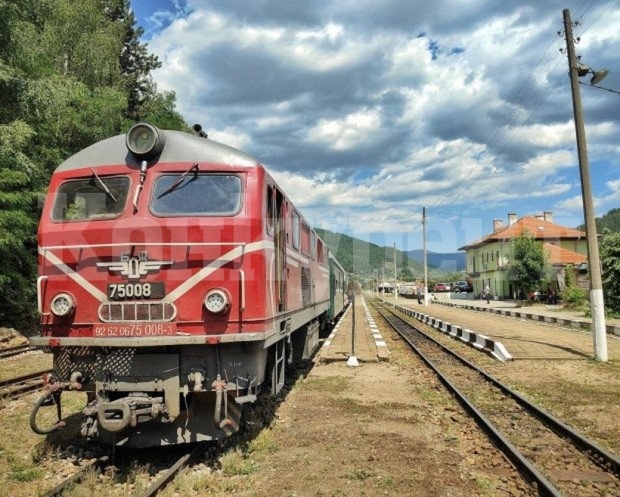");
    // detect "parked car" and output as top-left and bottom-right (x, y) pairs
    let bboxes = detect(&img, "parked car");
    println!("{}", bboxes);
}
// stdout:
(454, 280), (473, 293)
(434, 282), (447, 292)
